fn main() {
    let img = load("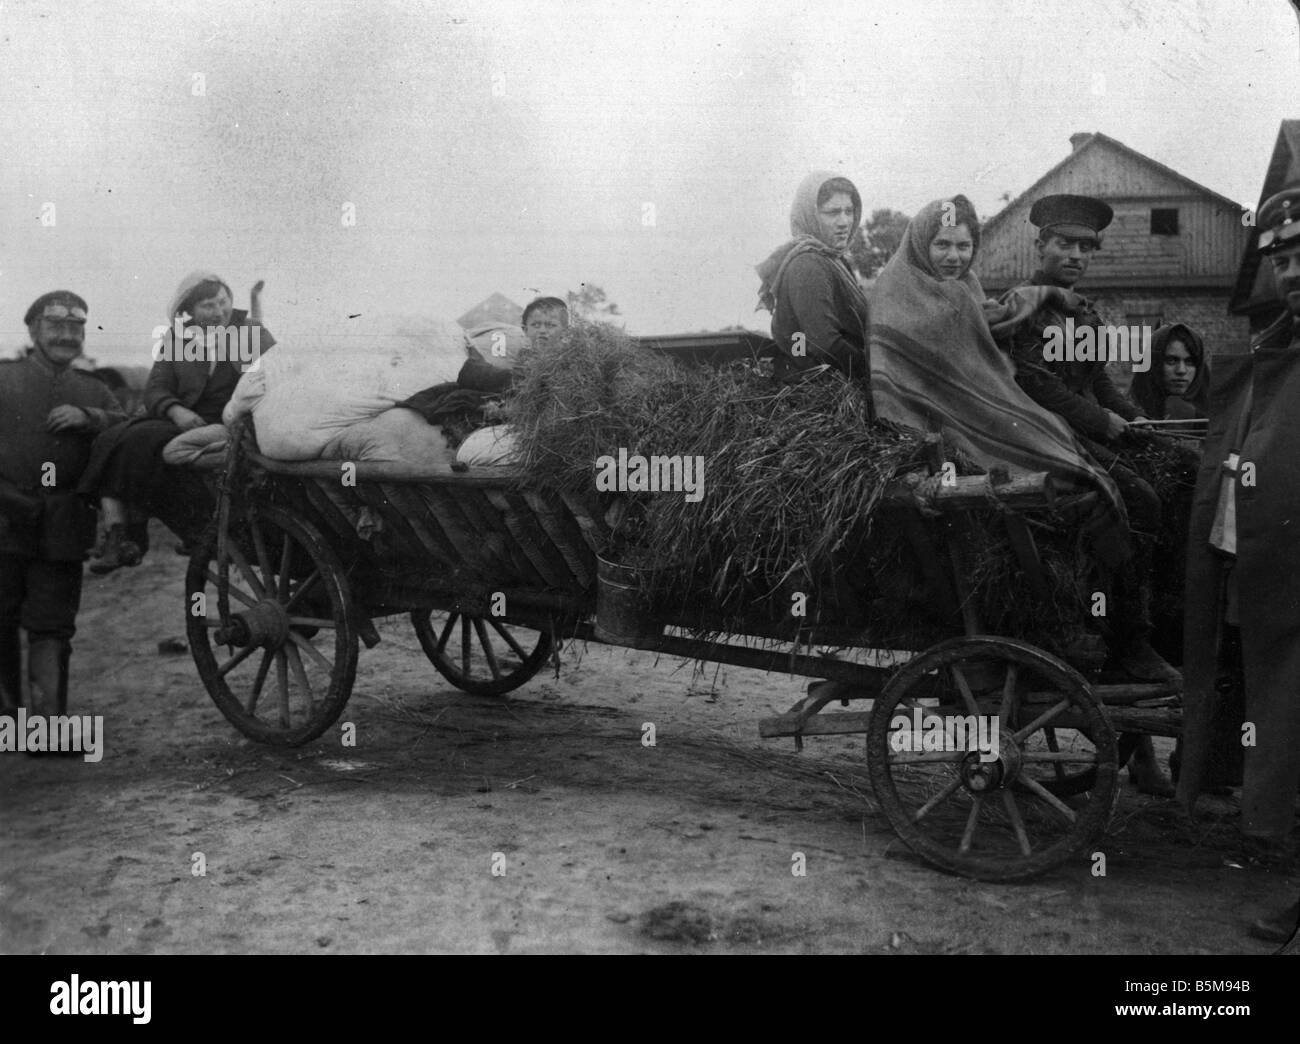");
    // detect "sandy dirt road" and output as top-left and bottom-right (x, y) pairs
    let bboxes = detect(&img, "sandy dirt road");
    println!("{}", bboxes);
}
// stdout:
(1, 524), (1294, 955)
